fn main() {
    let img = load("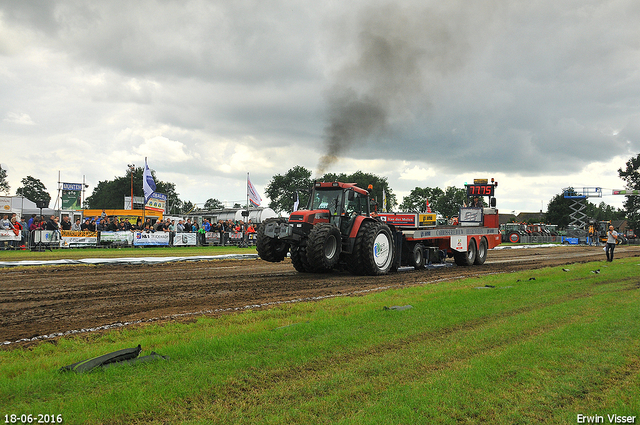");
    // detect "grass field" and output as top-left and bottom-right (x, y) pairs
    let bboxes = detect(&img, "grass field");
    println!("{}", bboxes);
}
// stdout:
(1, 259), (639, 424)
